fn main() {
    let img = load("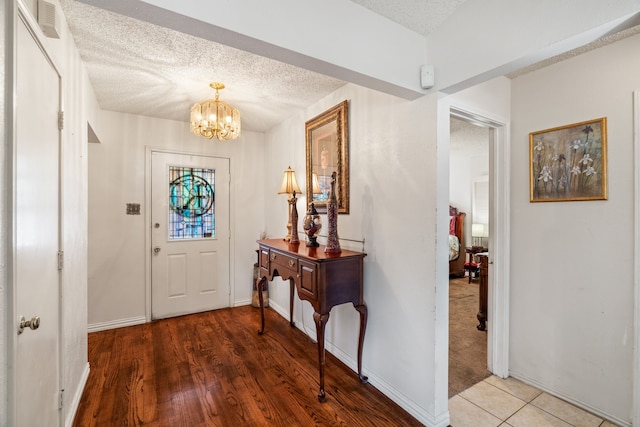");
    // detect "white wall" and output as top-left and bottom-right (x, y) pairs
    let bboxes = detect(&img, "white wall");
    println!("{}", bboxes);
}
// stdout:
(56, 22), (91, 427)
(87, 112), (265, 327)
(263, 84), (446, 425)
(510, 33), (640, 425)
(449, 154), (472, 212)
(0, 1), (8, 424)
(1, 1), (92, 424)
